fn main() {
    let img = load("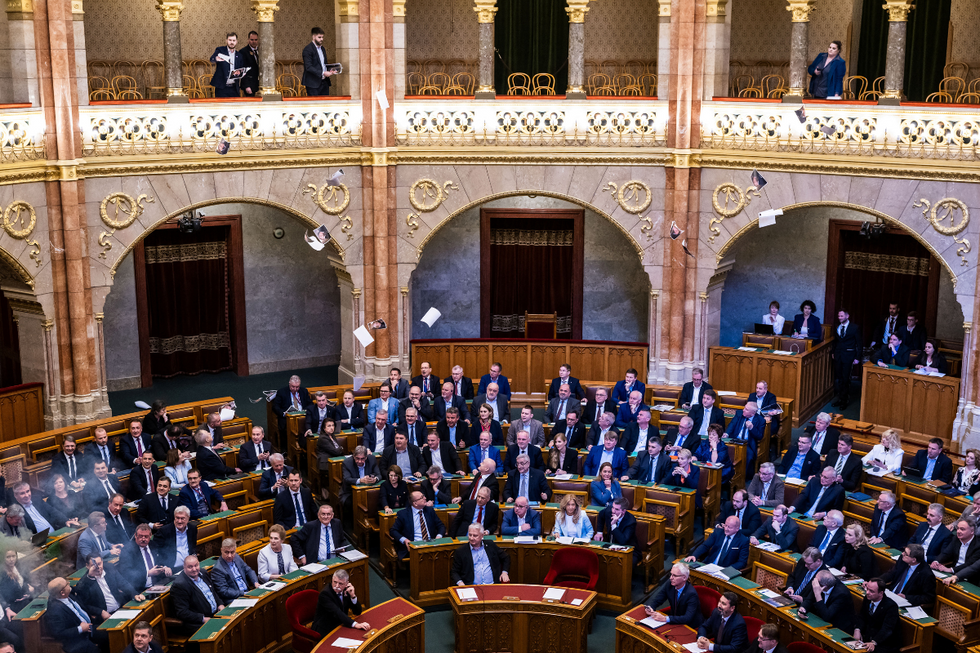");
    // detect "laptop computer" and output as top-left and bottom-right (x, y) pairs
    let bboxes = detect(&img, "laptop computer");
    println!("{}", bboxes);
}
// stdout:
(754, 323), (774, 335)
(902, 466), (924, 482)
(30, 528), (49, 547)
